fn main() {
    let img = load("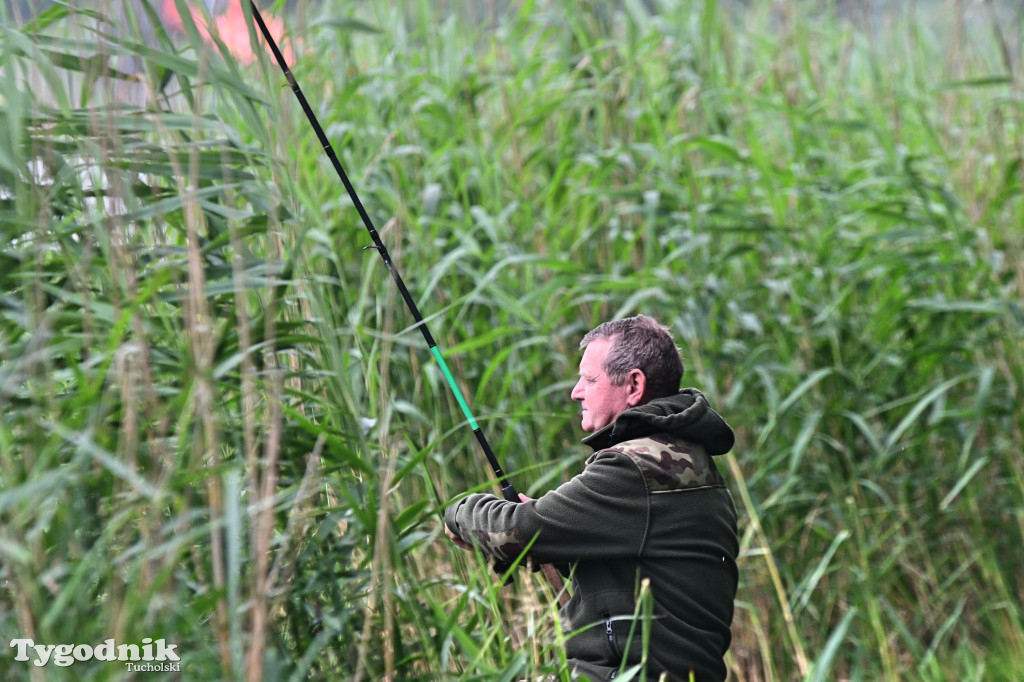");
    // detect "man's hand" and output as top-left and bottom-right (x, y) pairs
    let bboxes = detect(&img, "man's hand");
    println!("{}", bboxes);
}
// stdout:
(445, 523), (474, 551)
